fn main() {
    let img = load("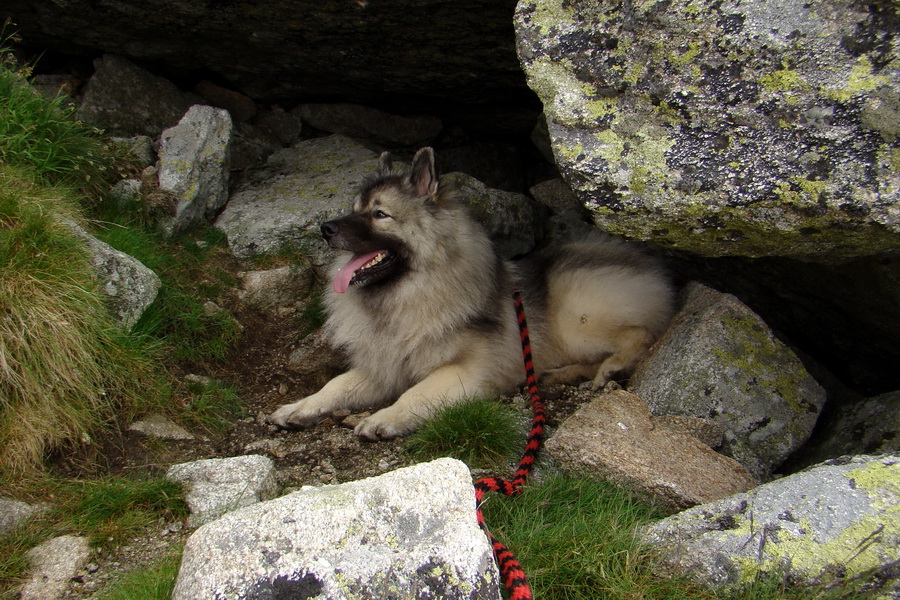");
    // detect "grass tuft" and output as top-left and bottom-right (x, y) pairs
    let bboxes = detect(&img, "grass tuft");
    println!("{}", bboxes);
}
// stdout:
(480, 475), (710, 600)
(0, 474), (187, 596)
(96, 547), (184, 600)
(0, 165), (166, 479)
(182, 379), (245, 433)
(0, 32), (114, 194)
(68, 477), (188, 538)
(404, 396), (524, 470)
